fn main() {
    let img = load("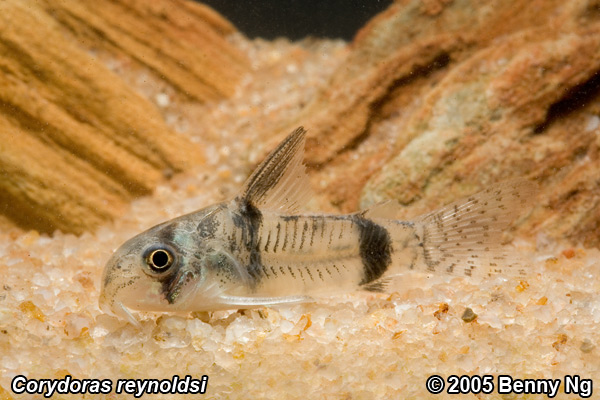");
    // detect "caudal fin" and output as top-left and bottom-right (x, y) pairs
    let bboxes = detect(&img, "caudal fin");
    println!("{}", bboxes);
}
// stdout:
(414, 179), (537, 279)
